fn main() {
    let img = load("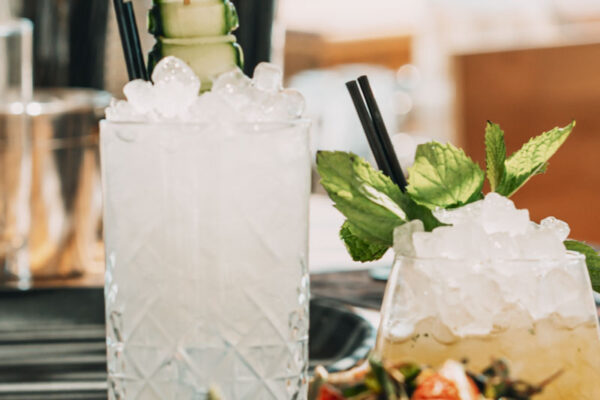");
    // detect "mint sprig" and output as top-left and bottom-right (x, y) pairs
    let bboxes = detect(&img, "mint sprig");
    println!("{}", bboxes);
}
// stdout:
(340, 221), (389, 262)
(317, 151), (442, 261)
(317, 151), (406, 247)
(407, 142), (485, 210)
(316, 121), (577, 265)
(564, 240), (600, 292)
(495, 121), (575, 197)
